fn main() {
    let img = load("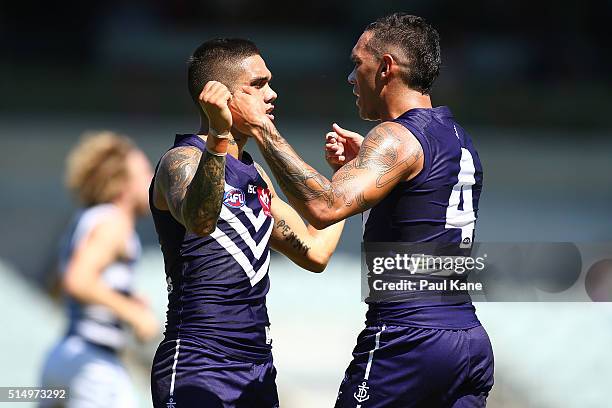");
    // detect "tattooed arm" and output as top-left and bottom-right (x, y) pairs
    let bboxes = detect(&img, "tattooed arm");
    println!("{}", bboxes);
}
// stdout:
(152, 80), (233, 236)
(248, 120), (423, 229)
(255, 163), (344, 273)
(154, 146), (225, 236)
